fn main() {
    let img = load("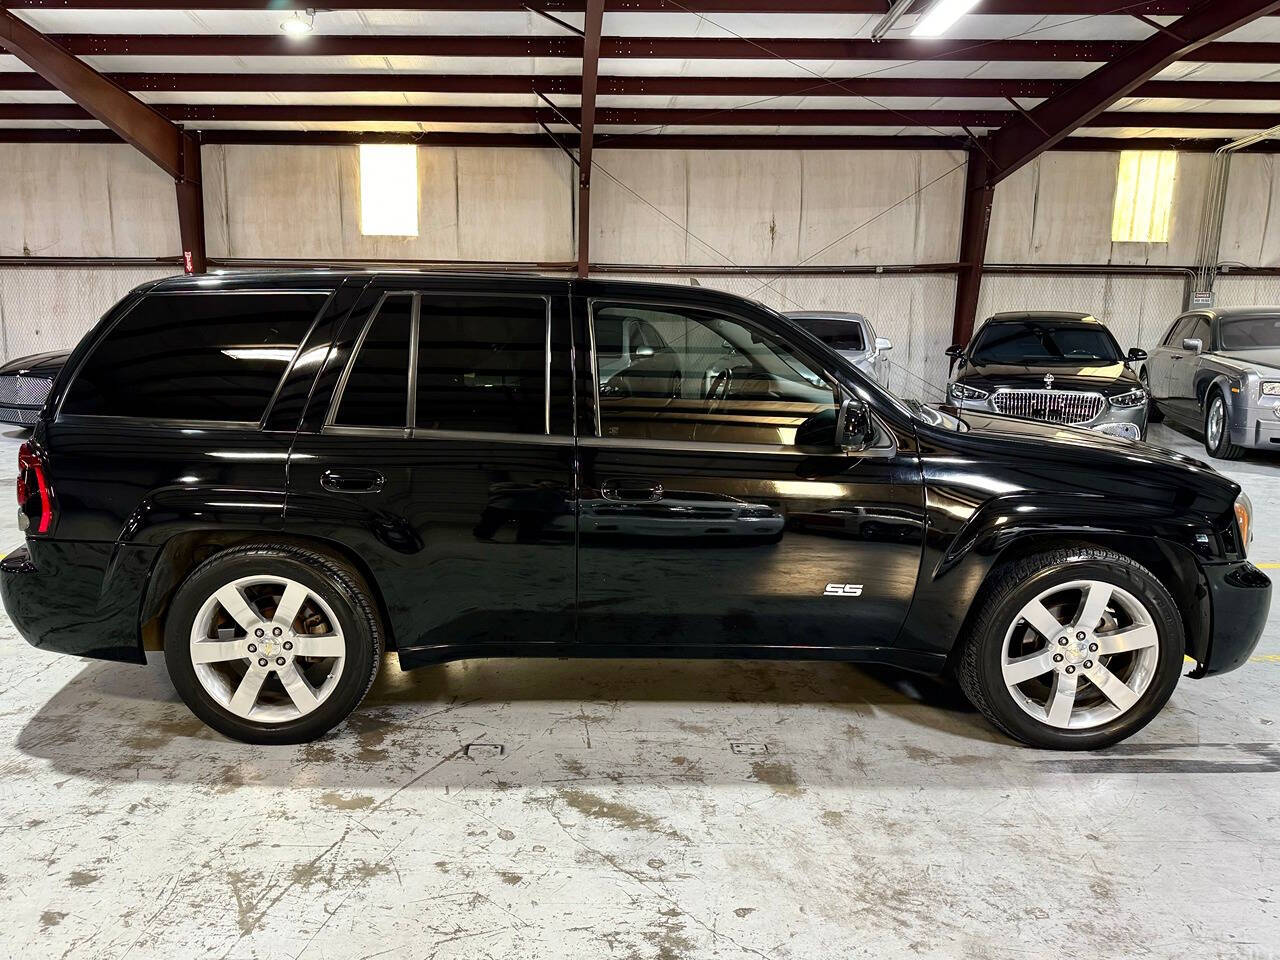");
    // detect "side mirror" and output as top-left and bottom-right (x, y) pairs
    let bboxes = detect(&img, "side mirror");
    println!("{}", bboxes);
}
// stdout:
(945, 343), (966, 371)
(838, 397), (876, 453)
(1127, 347), (1147, 364)
(634, 345), (655, 358)
(875, 337), (893, 353)
(1181, 338), (1203, 355)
